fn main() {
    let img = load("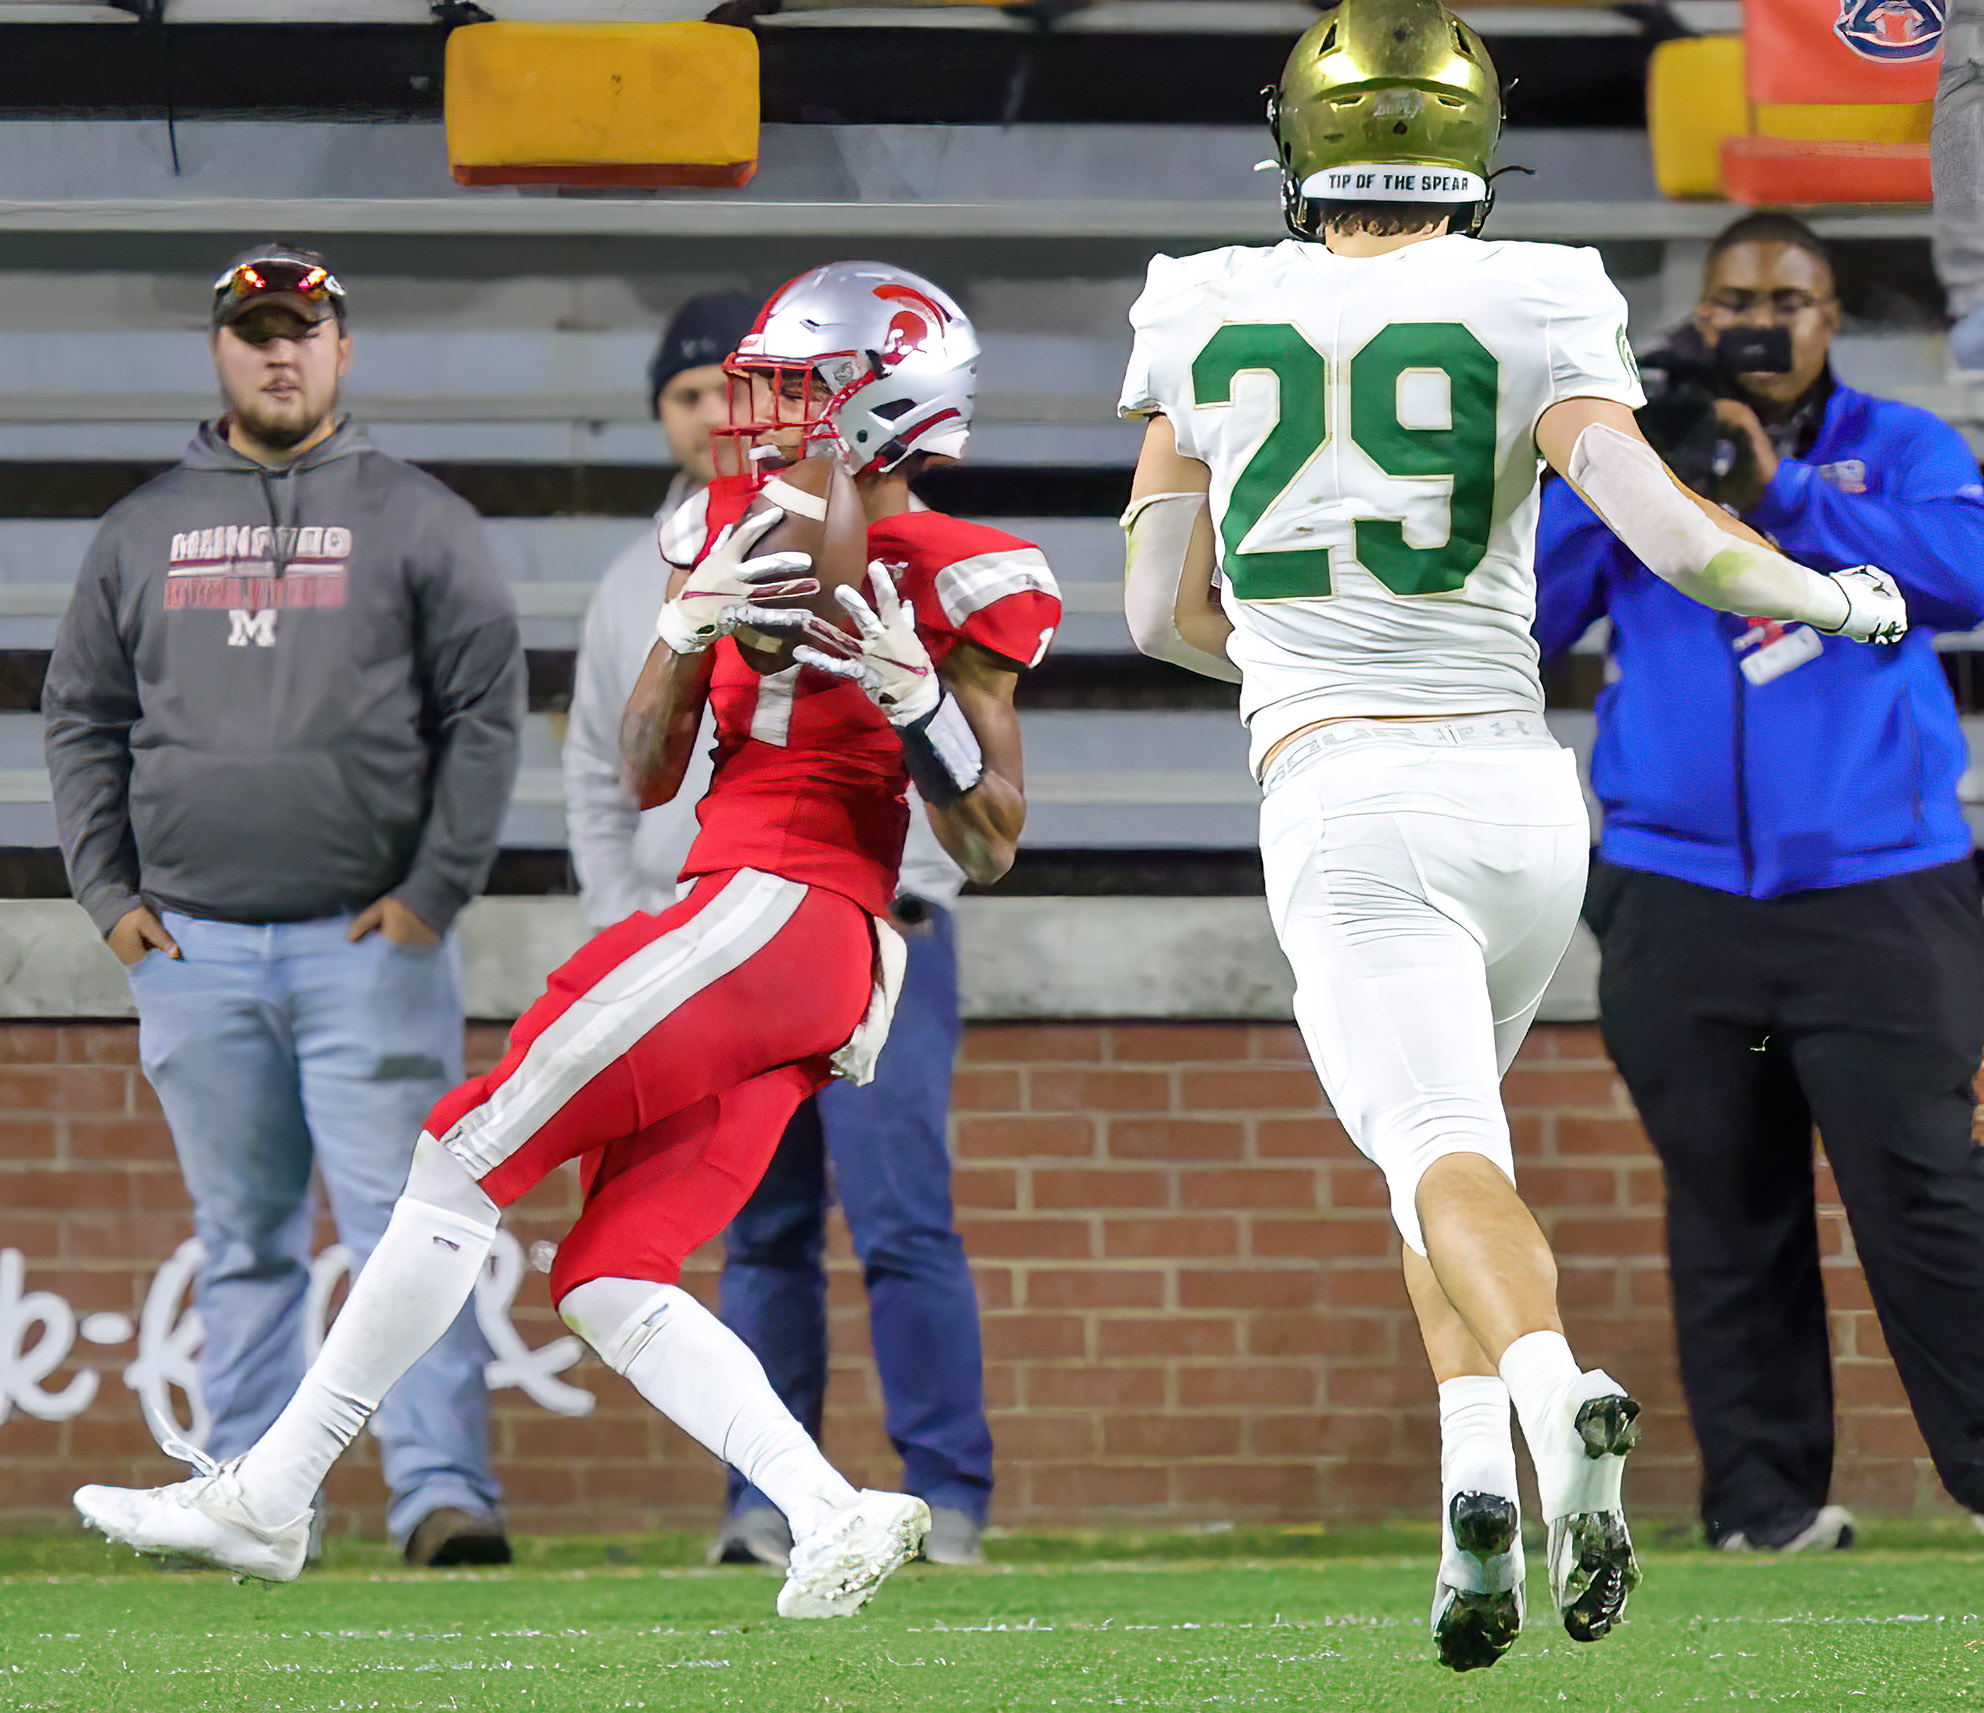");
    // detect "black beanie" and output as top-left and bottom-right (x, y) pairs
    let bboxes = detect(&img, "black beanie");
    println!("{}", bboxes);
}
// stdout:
(647, 290), (764, 418)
